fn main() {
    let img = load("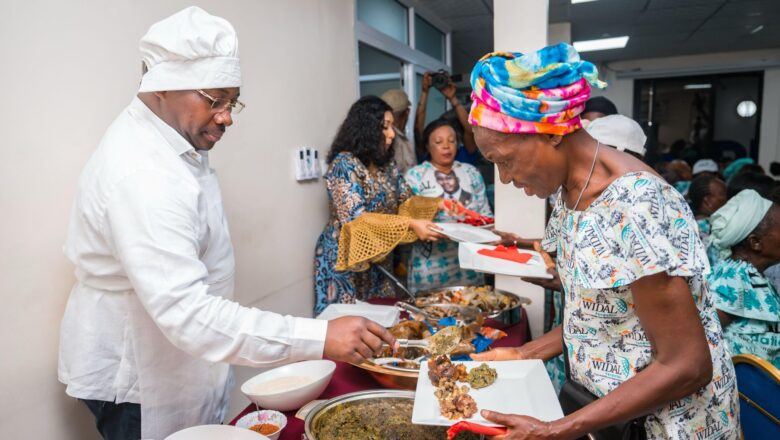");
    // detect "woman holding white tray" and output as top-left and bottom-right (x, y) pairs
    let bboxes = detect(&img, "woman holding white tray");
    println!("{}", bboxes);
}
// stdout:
(467, 44), (739, 440)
